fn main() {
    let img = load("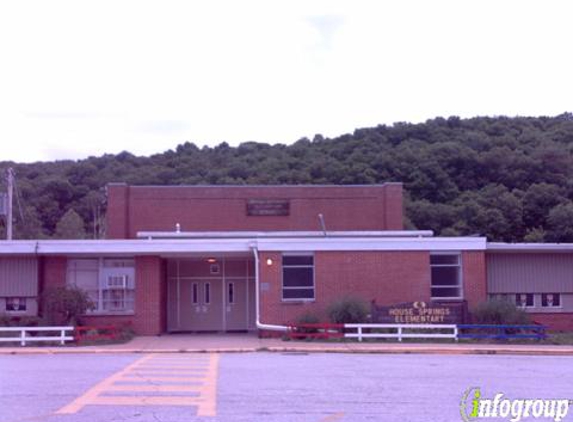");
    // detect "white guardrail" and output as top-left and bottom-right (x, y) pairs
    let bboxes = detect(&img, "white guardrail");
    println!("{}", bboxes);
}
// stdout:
(344, 323), (458, 342)
(0, 326), (74, 346)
